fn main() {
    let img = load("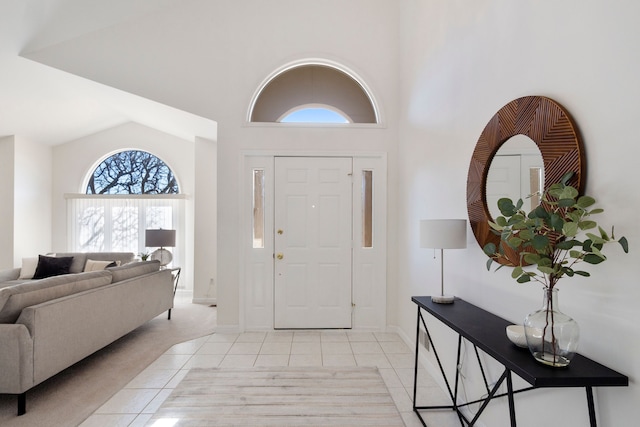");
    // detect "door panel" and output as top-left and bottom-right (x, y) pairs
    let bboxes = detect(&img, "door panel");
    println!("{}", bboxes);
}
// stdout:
(274, 157), (352, 329)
